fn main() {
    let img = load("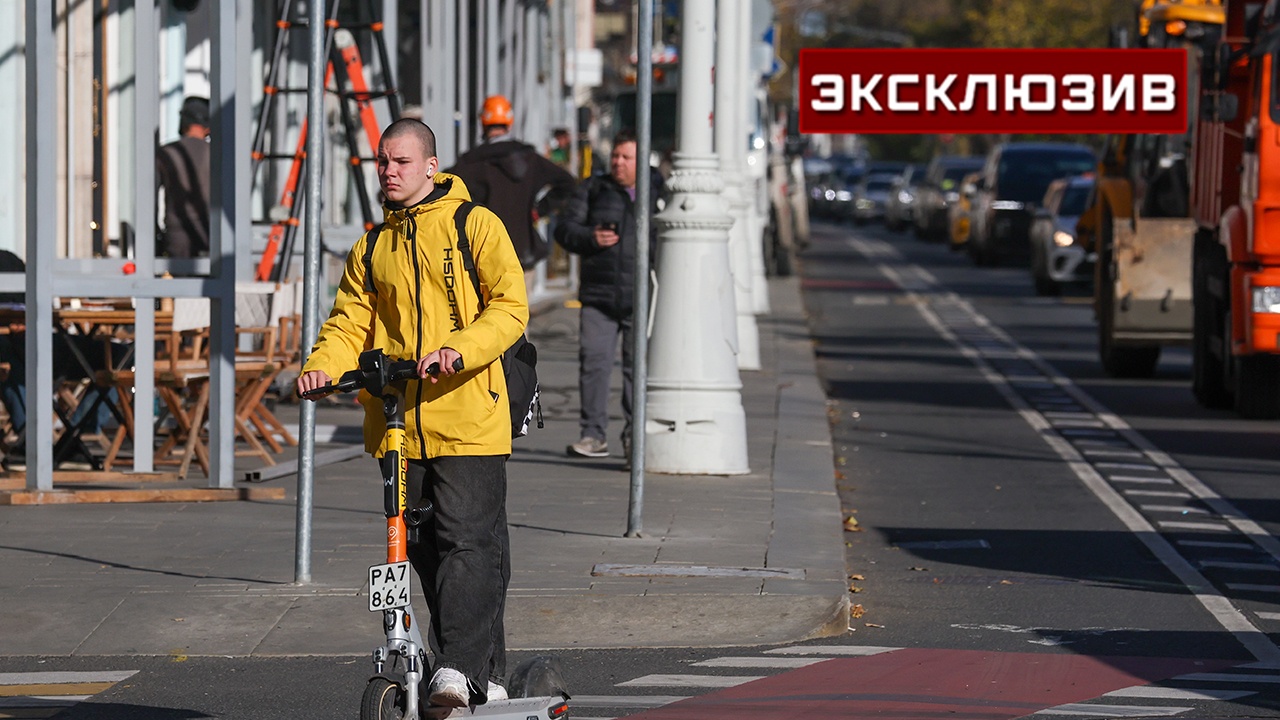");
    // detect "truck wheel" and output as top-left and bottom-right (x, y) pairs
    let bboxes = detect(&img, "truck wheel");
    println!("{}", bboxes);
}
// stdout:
(1192, 234), (1232, 408)
(1031, 242), (1060, 296)
(1098, 217), (1160, 378)
(1234, 355), (1280, 419)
